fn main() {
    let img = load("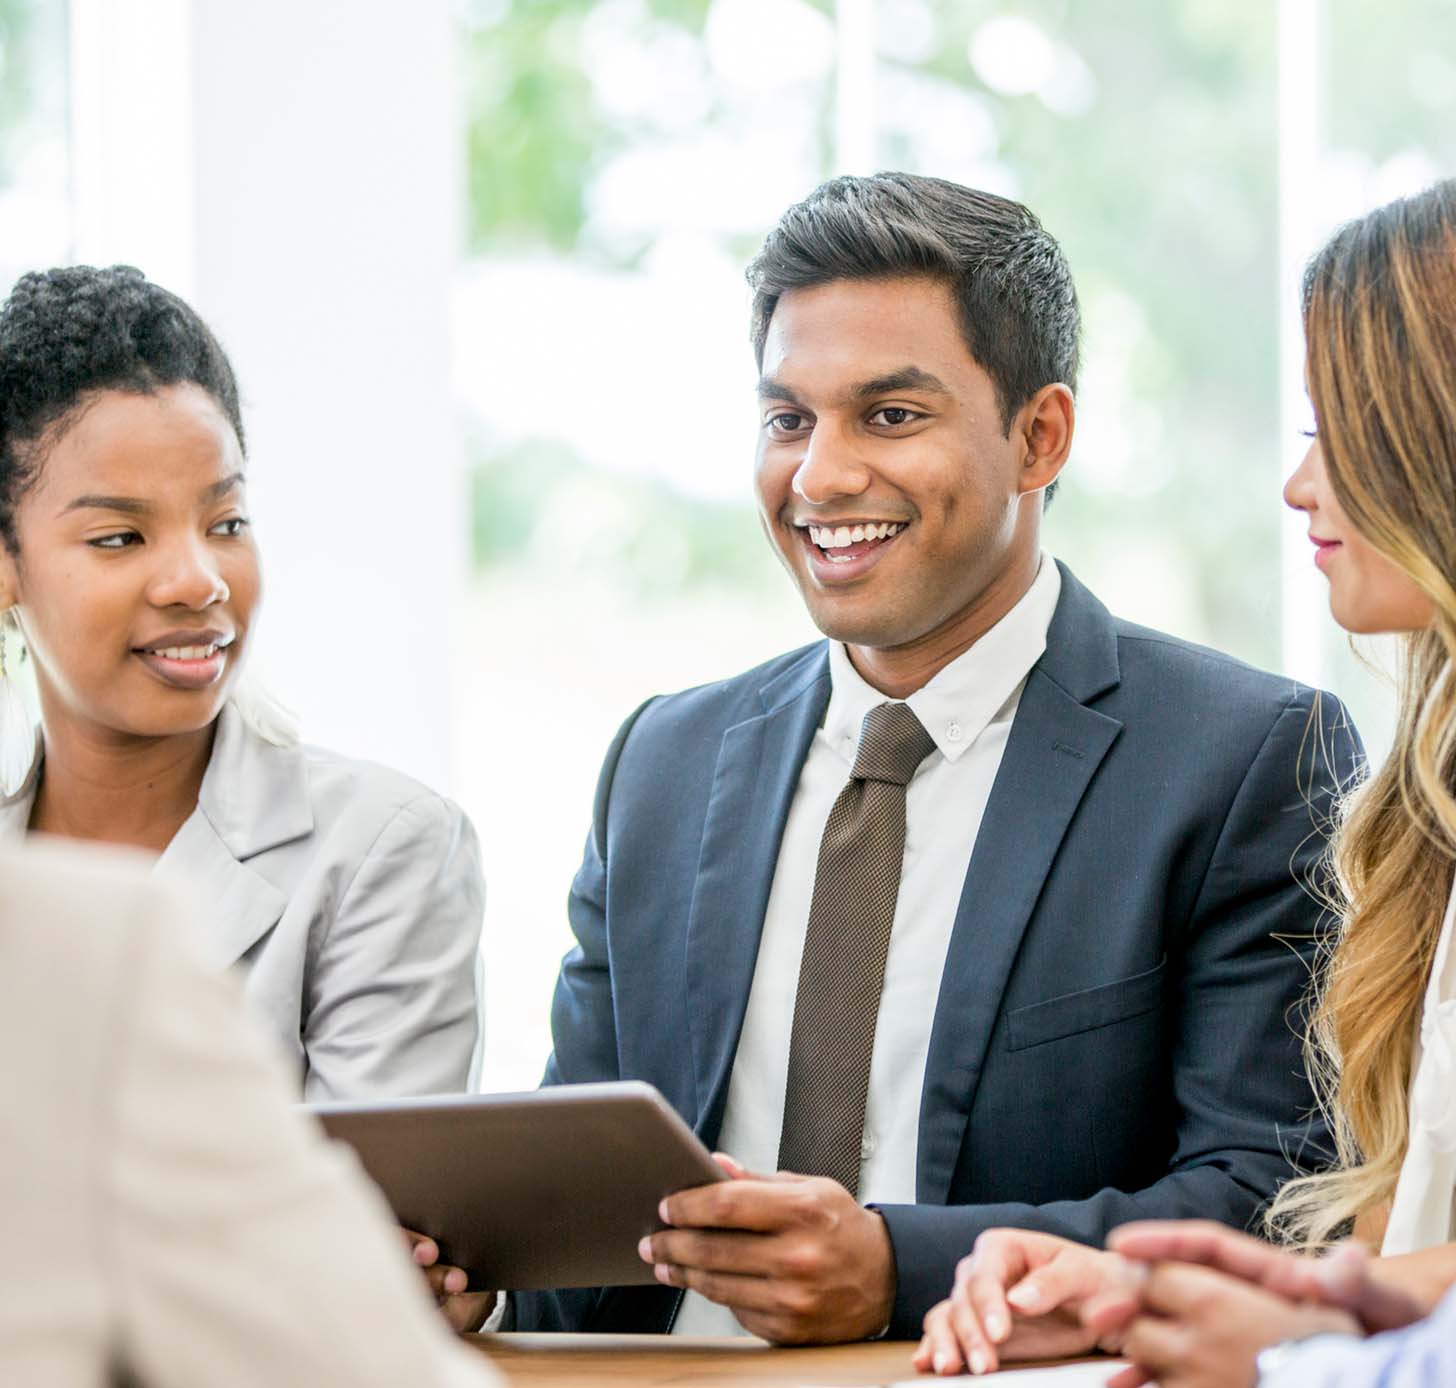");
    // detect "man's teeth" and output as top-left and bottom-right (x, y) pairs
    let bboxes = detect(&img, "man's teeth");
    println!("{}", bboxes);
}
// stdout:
(807, 521), (905, 549)
(151, 644), (222, 661)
